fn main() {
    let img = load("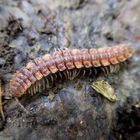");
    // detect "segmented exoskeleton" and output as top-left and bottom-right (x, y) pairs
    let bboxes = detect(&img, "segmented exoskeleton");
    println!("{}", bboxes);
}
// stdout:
(9, 44), (133, 98)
